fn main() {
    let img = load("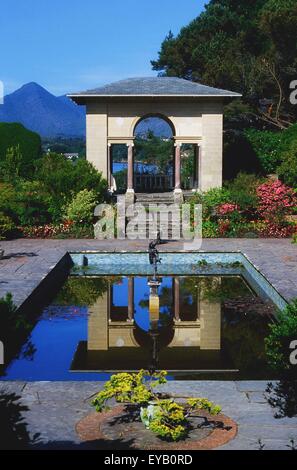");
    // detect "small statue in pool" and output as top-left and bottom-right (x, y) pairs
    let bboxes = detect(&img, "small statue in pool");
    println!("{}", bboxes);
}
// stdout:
(149, 235), (163, 279)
